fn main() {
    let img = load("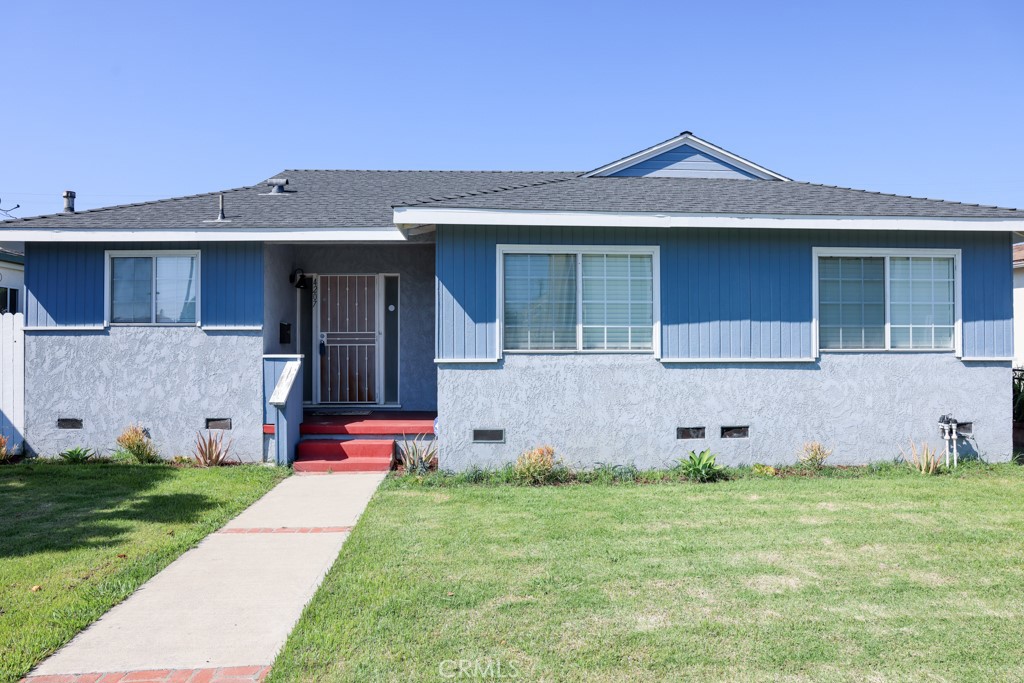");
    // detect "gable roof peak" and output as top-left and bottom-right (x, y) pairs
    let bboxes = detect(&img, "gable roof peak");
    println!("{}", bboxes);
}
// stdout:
(585, 131), (790, 181)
